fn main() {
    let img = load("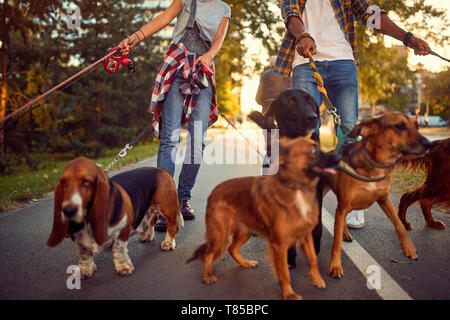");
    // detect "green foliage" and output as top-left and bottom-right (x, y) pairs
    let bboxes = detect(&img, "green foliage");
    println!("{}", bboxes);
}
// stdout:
(356, 0), (448, 111)
(0, 141), (159, 211)
(214, 0), (281, 115)
(422, 67), (450, 120)
(2, 0), (163, 170)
